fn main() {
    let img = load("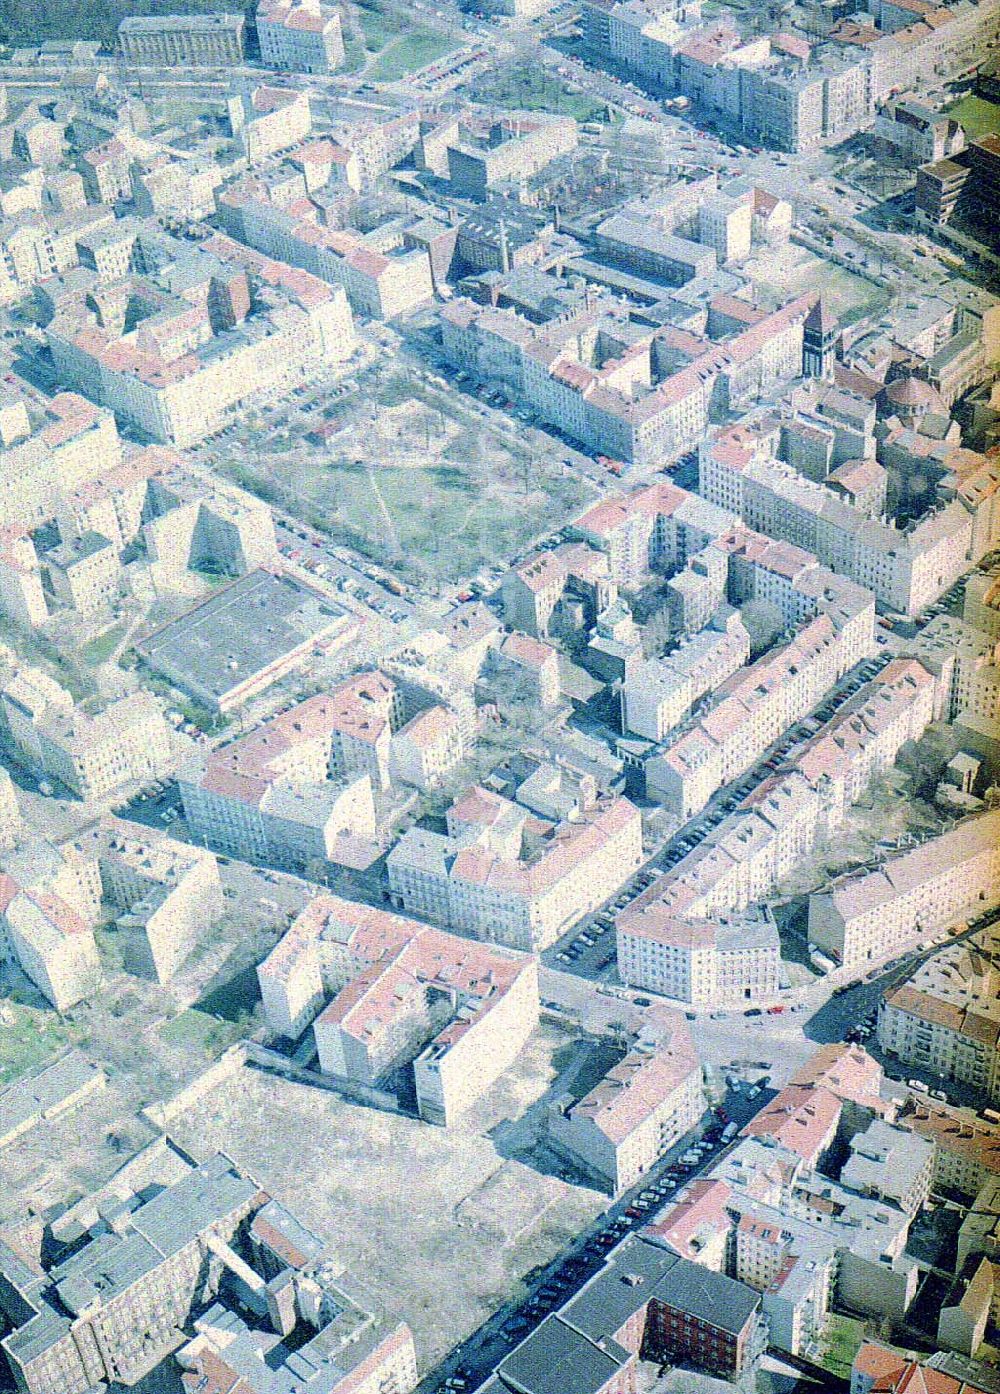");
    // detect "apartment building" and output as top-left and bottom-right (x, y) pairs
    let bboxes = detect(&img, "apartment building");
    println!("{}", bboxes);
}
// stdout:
(622, 615), (750, 742)
(388, 786), (643, 952)
(878, 926), (1000, 1101)
(0, 526), (47, 628)
(570, 479), (738, 590)
(711, 1127), (919, 1332)
(964, 568), (1000, 642)
(841, 1119), (936, 1215)
(0, 874), (99, 1011)
(447, 116), (579, 198)
(218, 183), (434, 320)
(548, 1014), (703, 1192)
(388, 703), (466, 790)
(48, 229), (355, 448)
(481, 1234), (764, 1391)
(700, 426), (978, 617)
(69, 819), (224, 984)
(809, 810), (1000, 972)
(80, 138), (132, 205)
(742, 1084), (843, 1170)
(117, 12), (247, 64)
(646, 613), (842, 817)
(898, 1098), (1000, 1198)
(852, 1343), (999, 1394)
(0, 388), (122, 529)
(620, 655), (932, 1006)
(179, 686), (386, 869)
(907, 614), (1000, 725)
(0, 1144), (418, 1394)
(441, 292), (817, 468)
(256, 0), (345, 72)
(259, 895), (539, 1124)
(618, 899), (781, 1005)
(794, 657), (938, 826)
(1, 666), (173, 801)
